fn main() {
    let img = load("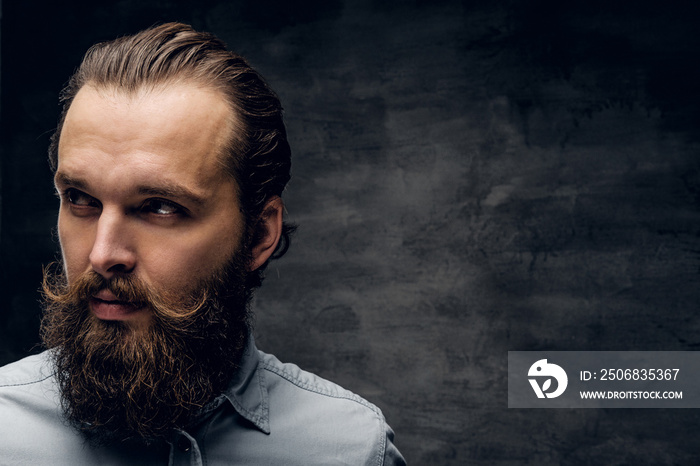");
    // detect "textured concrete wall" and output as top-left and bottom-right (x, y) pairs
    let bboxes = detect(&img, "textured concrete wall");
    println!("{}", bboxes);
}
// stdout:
(2, 1), (700, 464)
